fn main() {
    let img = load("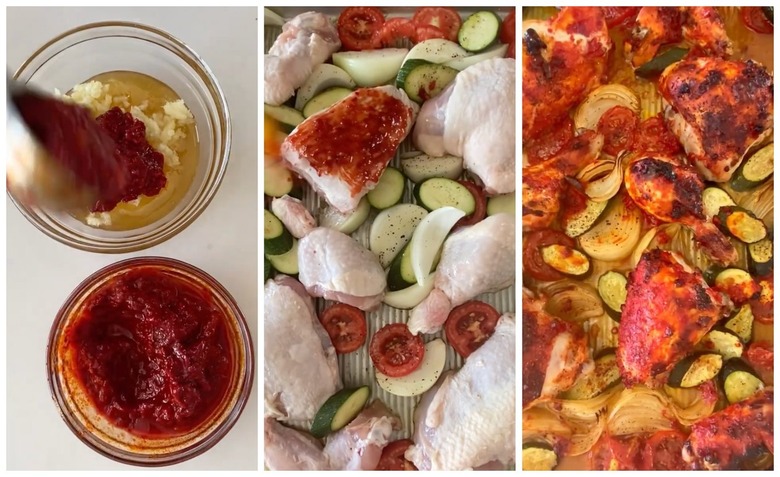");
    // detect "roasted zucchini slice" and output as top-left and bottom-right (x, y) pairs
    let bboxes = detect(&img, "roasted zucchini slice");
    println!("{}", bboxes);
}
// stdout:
(668, 353), (723, 388)
(730, 143), (774, 191)
(635, 46), (689, 78)
(748, 237), (773, 277)
(724, 304), (754, 343)
(563, 199), (609, 238)
(540, 245), (591, 277)
(597, 271), (628, 321)
(720, 358), (765, 404)
(712, 267), (761, 305)
(697, 327), (744, 360)
(714, 206), (767, 244)
(562, 349), (621, 399)
(702, 186), (736, 220)
(522, 441), (558, 471)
